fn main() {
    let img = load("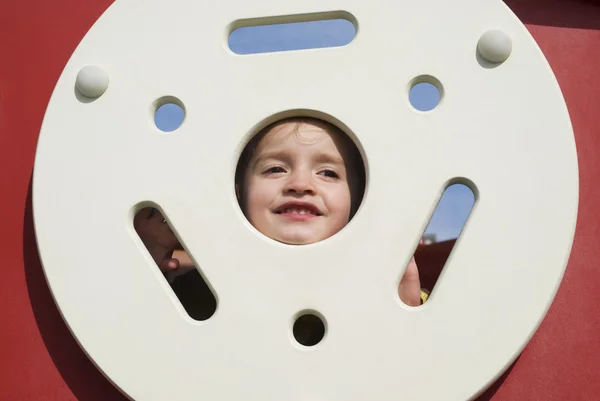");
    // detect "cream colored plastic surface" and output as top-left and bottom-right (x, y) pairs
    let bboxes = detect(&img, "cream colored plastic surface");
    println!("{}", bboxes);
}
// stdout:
(33, 0), (578, 400)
